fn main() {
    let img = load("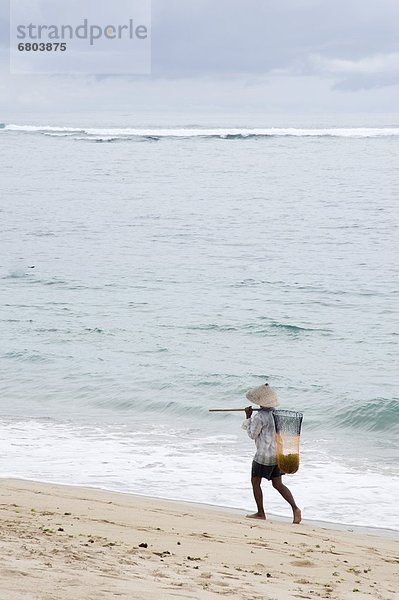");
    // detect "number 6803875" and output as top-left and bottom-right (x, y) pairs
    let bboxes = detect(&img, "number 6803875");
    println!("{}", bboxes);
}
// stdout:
(17, 43), (67, 51)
